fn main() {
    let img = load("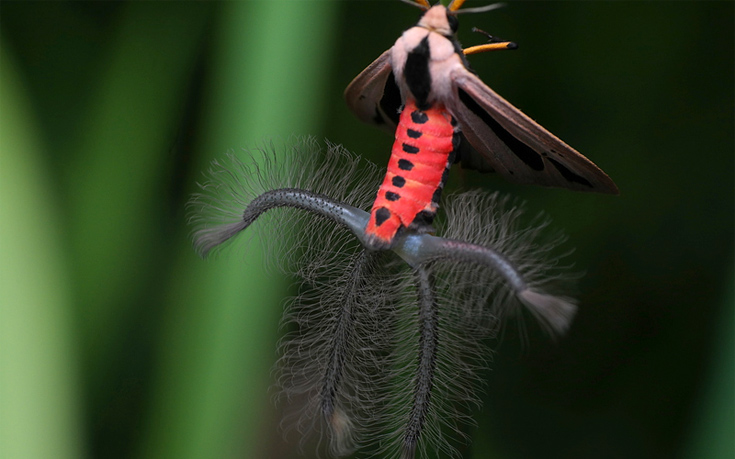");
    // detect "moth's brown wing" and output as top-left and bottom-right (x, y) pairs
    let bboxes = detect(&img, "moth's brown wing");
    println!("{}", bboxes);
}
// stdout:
(448, 68), (619, 194)
(344, 50), (401, 134)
